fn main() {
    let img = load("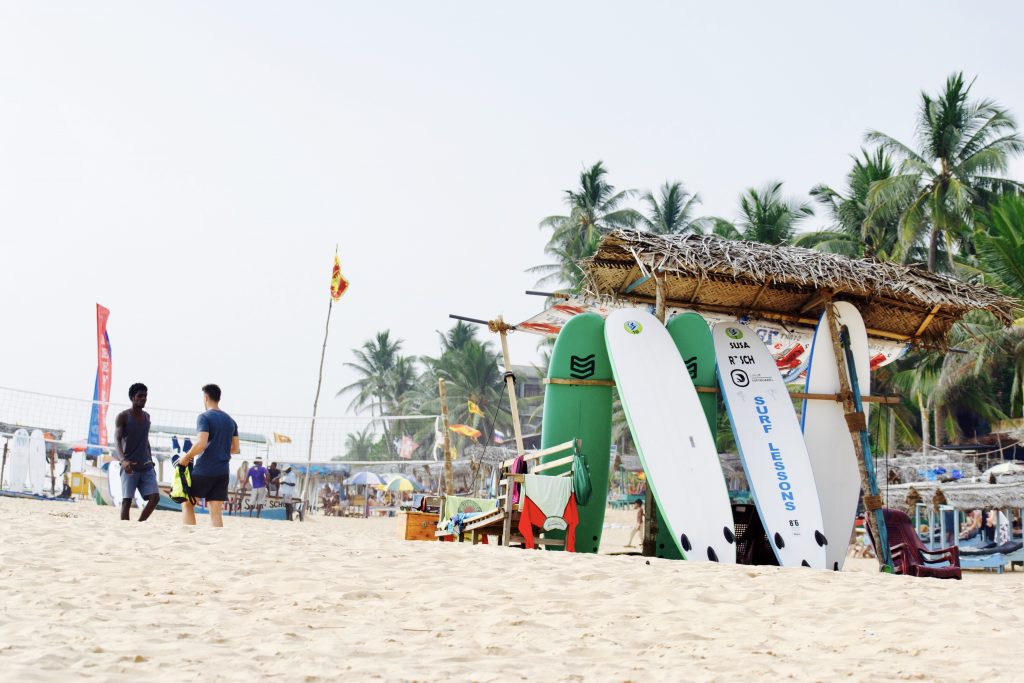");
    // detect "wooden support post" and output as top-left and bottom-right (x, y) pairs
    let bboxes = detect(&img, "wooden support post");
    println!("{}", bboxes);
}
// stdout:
(643, 273), (665, 557)
(824, 304), (889, 570)
(438, 378), (454, 497)
(495, 316), (526, 457)
(0, 440), (7, 490)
